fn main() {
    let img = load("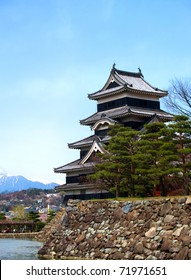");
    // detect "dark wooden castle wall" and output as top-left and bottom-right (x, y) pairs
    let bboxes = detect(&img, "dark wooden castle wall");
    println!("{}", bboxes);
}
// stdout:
(97, 97), (160, 112)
